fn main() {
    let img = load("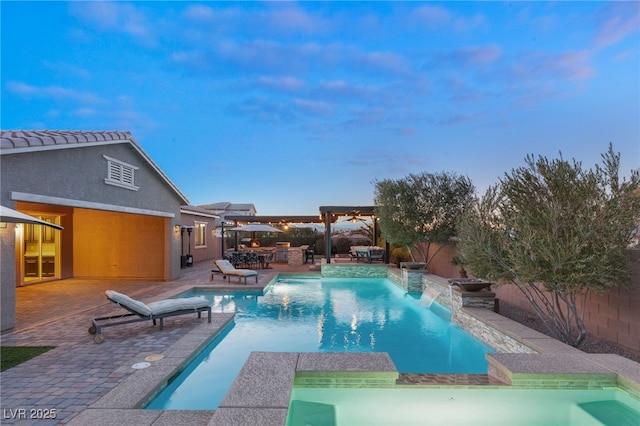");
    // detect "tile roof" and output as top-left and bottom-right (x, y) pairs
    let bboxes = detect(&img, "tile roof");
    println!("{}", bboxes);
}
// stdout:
(1, 130), (132, 151)
(180, 205), (220, 218)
